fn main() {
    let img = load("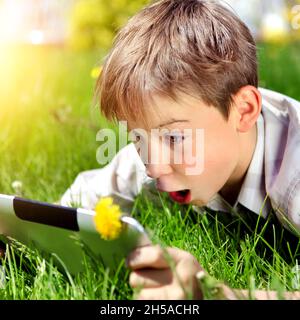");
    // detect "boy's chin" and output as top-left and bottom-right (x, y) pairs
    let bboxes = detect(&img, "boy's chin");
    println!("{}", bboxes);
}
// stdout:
(189, 198), (206, 207)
